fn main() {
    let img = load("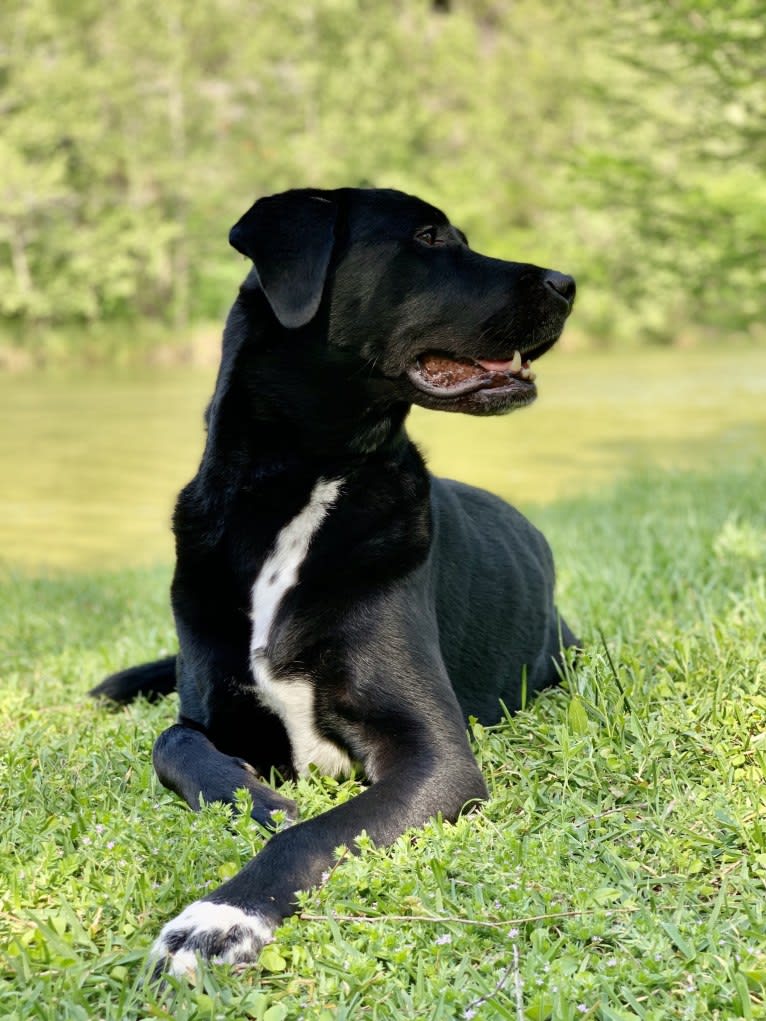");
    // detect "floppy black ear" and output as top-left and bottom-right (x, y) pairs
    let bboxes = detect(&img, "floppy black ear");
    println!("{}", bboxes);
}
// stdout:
(229, 191), (337, 329)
